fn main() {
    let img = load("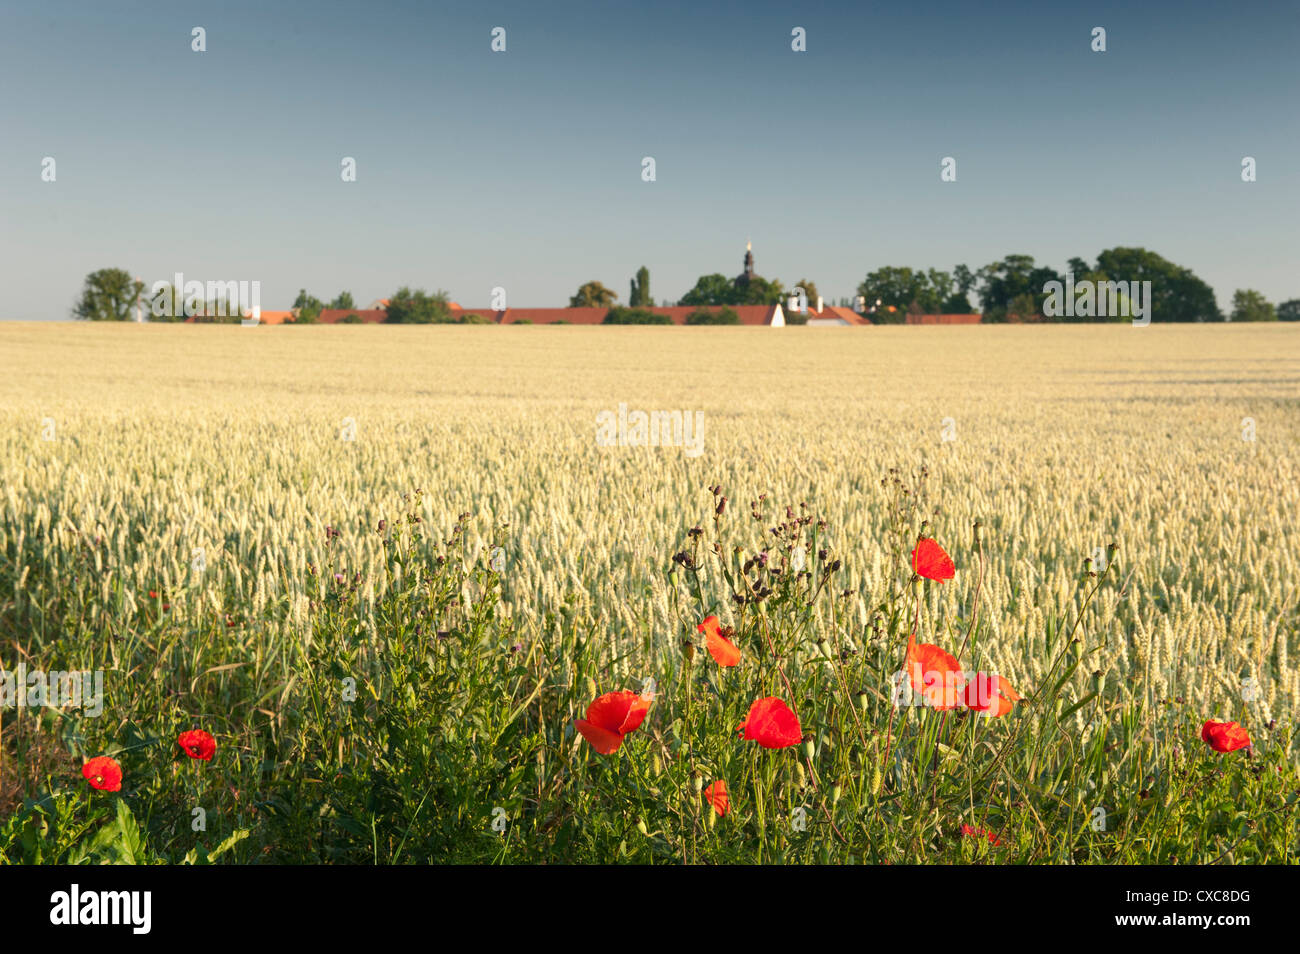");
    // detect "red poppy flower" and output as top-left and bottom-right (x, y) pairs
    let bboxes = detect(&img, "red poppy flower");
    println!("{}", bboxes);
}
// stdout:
(147, 590), (170, 611)
(737, 697), (802, 749)
(82, 756), (122, 792)
(906, 634), (965, 709)
(911, 538), (955, 582)
(963, 672), (1021, 717)
(703, 780), (730, 817)
(698, 616), (741, 667)
(961, 824), (1001, 846)
(574, 690), (652, 754)
(1201, 719), (1251, 753)
(178, 729), (217, 761)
